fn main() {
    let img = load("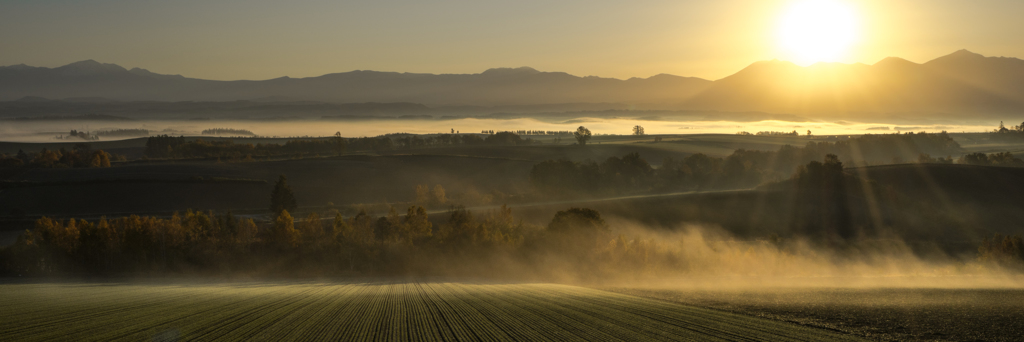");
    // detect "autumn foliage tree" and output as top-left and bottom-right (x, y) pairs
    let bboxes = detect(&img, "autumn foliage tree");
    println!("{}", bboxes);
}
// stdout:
(0, 205), (663, 280)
